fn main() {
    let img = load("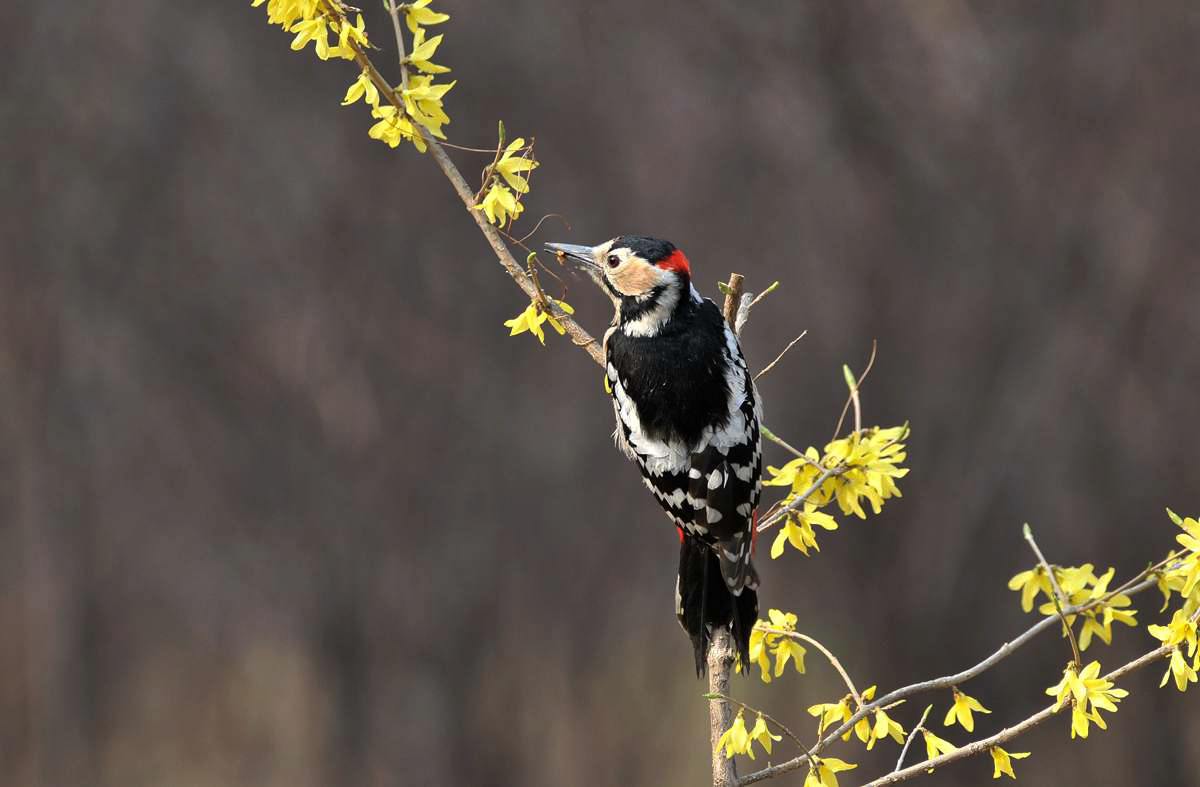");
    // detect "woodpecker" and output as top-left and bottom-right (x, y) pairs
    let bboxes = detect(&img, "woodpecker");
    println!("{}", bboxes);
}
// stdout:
(546, 236), (762, 675)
